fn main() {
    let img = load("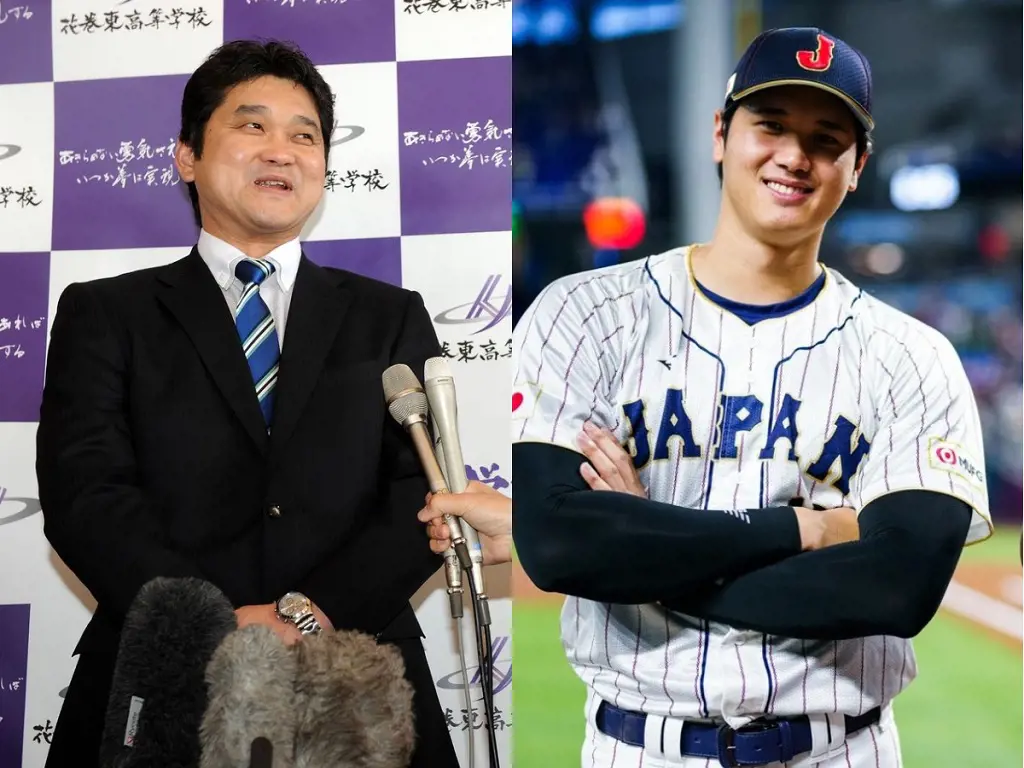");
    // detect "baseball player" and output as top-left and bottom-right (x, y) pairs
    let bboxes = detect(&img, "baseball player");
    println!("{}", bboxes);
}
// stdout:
(512, 27), (991, 768)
